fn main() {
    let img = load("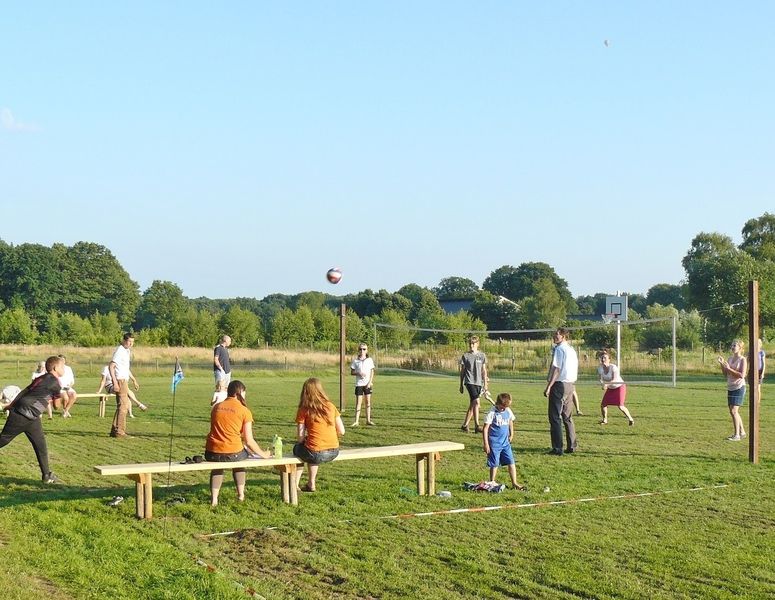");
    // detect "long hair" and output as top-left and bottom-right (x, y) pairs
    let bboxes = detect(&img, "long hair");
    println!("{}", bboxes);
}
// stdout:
(227, 380), (247, 406)
(298, 377), (333, 424)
